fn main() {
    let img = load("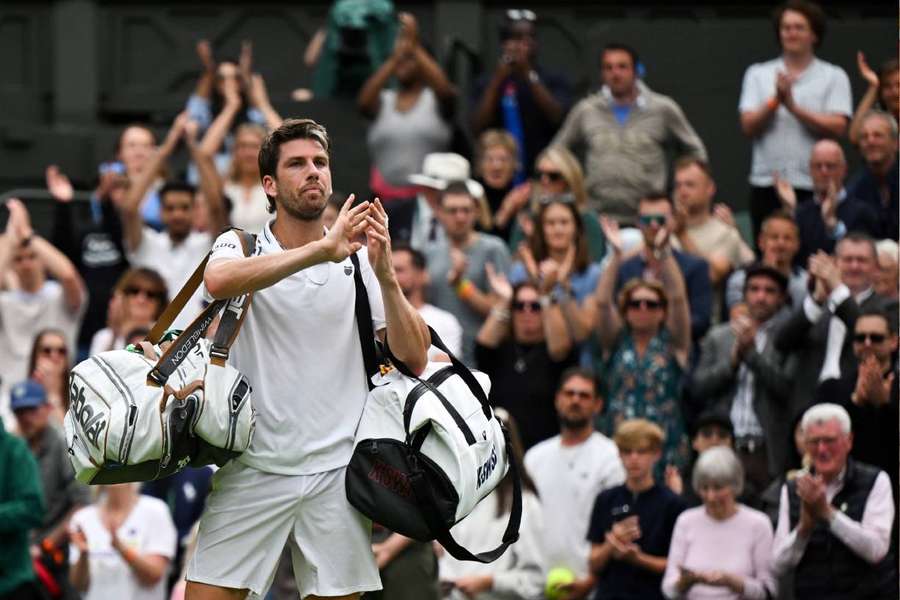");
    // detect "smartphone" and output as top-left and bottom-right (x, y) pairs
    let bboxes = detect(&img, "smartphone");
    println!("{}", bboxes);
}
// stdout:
(99, 161), (126, 176)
